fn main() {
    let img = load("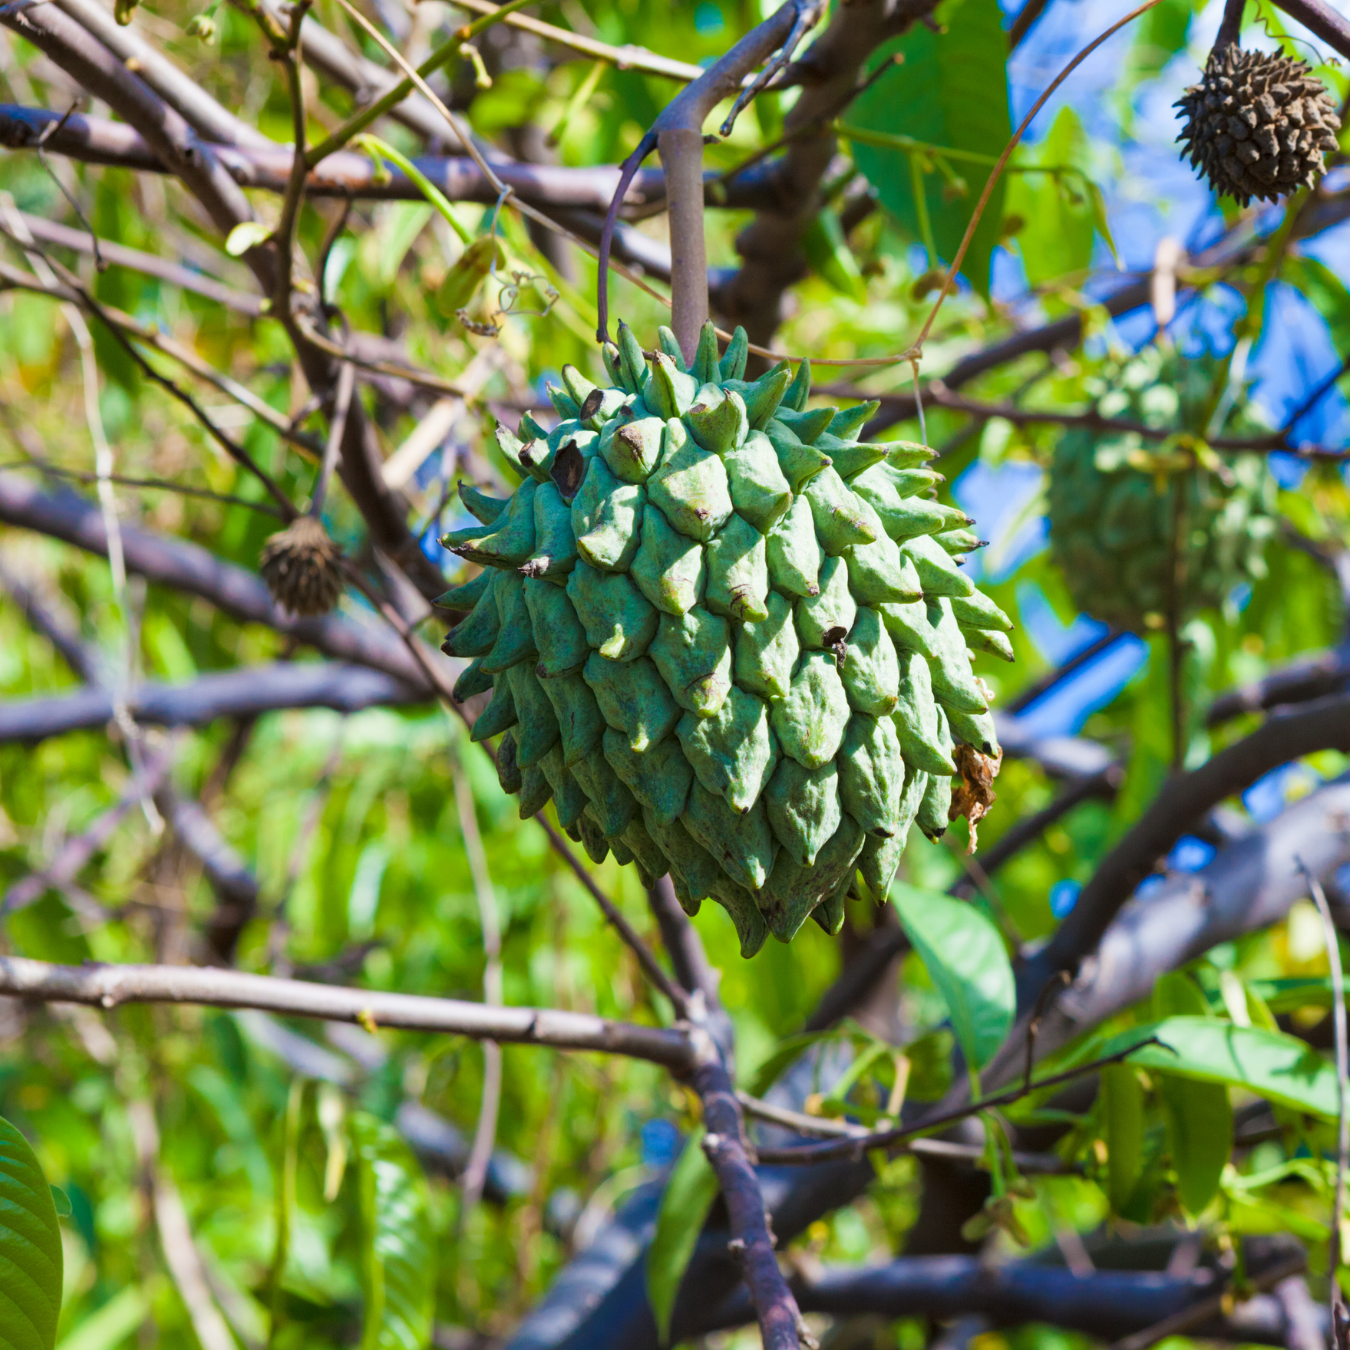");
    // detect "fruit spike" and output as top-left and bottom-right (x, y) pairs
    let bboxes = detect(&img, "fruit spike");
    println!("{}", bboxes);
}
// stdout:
(437, 321), (1008, 954)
